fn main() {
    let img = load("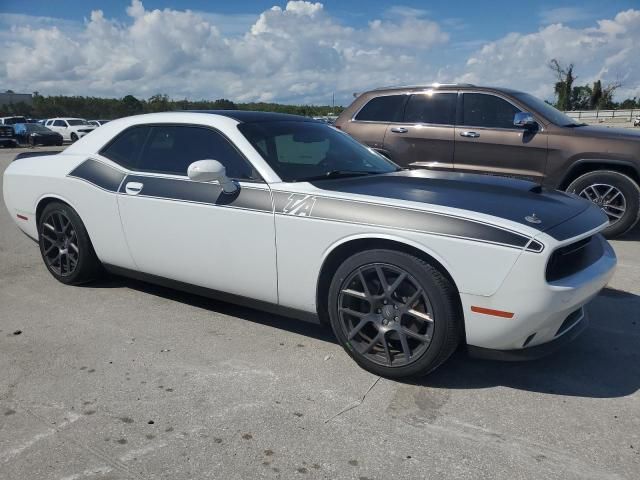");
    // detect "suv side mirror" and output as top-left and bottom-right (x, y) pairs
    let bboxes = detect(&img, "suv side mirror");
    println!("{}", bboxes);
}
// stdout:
(187, 159), (238, 194)
(514, 112), (538, 130)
